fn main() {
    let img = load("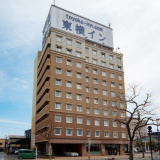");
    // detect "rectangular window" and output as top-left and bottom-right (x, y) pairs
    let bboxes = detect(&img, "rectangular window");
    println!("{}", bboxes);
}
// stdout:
(102, 71), (106, 76)
(95, 131), (100, 137)
(93, 69), (98, 74)
(103, 100), (107, 106)
(104, 120), (109, 126)
(85, 48), (89, 54)
(101, 62), (106, 67)
(102, 80), (107, 86)
(66, 116), (72, 123)
(111, 92), (116, 97)
(86, 77), (89, 82)
(66, 92), (72, 99)
(121, 123), (125, 128)
(55, 115), (61, 122)
(77, 83), (82, 89)
(93, 59), (97, 64)
(87, 130), (91, 137)
(118, 58), (121, 63)
(55, 91), (61, 97)
(77, 105), (82, 112)
(76, 62), (82, 68)
(77, 42), (81, 48)
(56, 68), (62, 74)
(104, 110), (108, 116)
(121, 112), (125, 117)
(77, 117), (82, 124)
(112, 101), (116, 107)
(94, 88), (98, 94)
(113, 122), (117, 127)
(57, 47), (62, 52)
(86, 108), (90, 114)
(86, 97), (90, 103)
(66, 81), (72, 87)
(93, 78), (98, 84)
(87, 119), (90, 125)
(119, 75), (122, 80)
(94, 99), (99, 104)
(119, 84), (123, 89)
(86, 57), (89, 62)
(110, 55), (113, 61)
(67, 50), (71, 55)
(101, 53), (105, 58)
(95, 120), (100, 126)
(113, 132), (118, 138)
(93, 50), (97, 56)
(55, 103), (61, 109)
(66, 70), (72, 76)
(67, 60), (72, 65)
(94, 109), (99, 115)
(55, 128), (61, 135)
(118, 66), (121, 71)
(103, 90), (107, 96)
(67, 39), (72, 45)
(56, 57), (62, 63)
(120, 102), (124, 108)
(110, 73), (114, 78)
(86, 87), (89, 92)
(120, 93), (123, 99)
(77, 72), (82, 78)
(112, 111), (117, 117)
(57, 36), (62, 42)
(66, 129), (72, 136)
(77, 52), (81, 57)
(77, 129), (82, 136)
(122, 132), (126, 138)
(104, 131), (109, 137)
(86, 67), (89, 72)
(56, 79), (61, 86)
(111, 82), (115, 88)
(110, 64), (114, 69)
(77, 94), (82, 100)
(66, 104), (72, 110)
